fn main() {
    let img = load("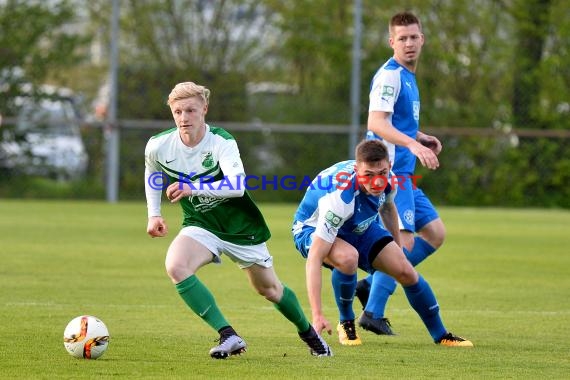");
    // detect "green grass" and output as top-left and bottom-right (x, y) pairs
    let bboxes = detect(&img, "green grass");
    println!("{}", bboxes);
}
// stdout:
(1, 200), (569, 379)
